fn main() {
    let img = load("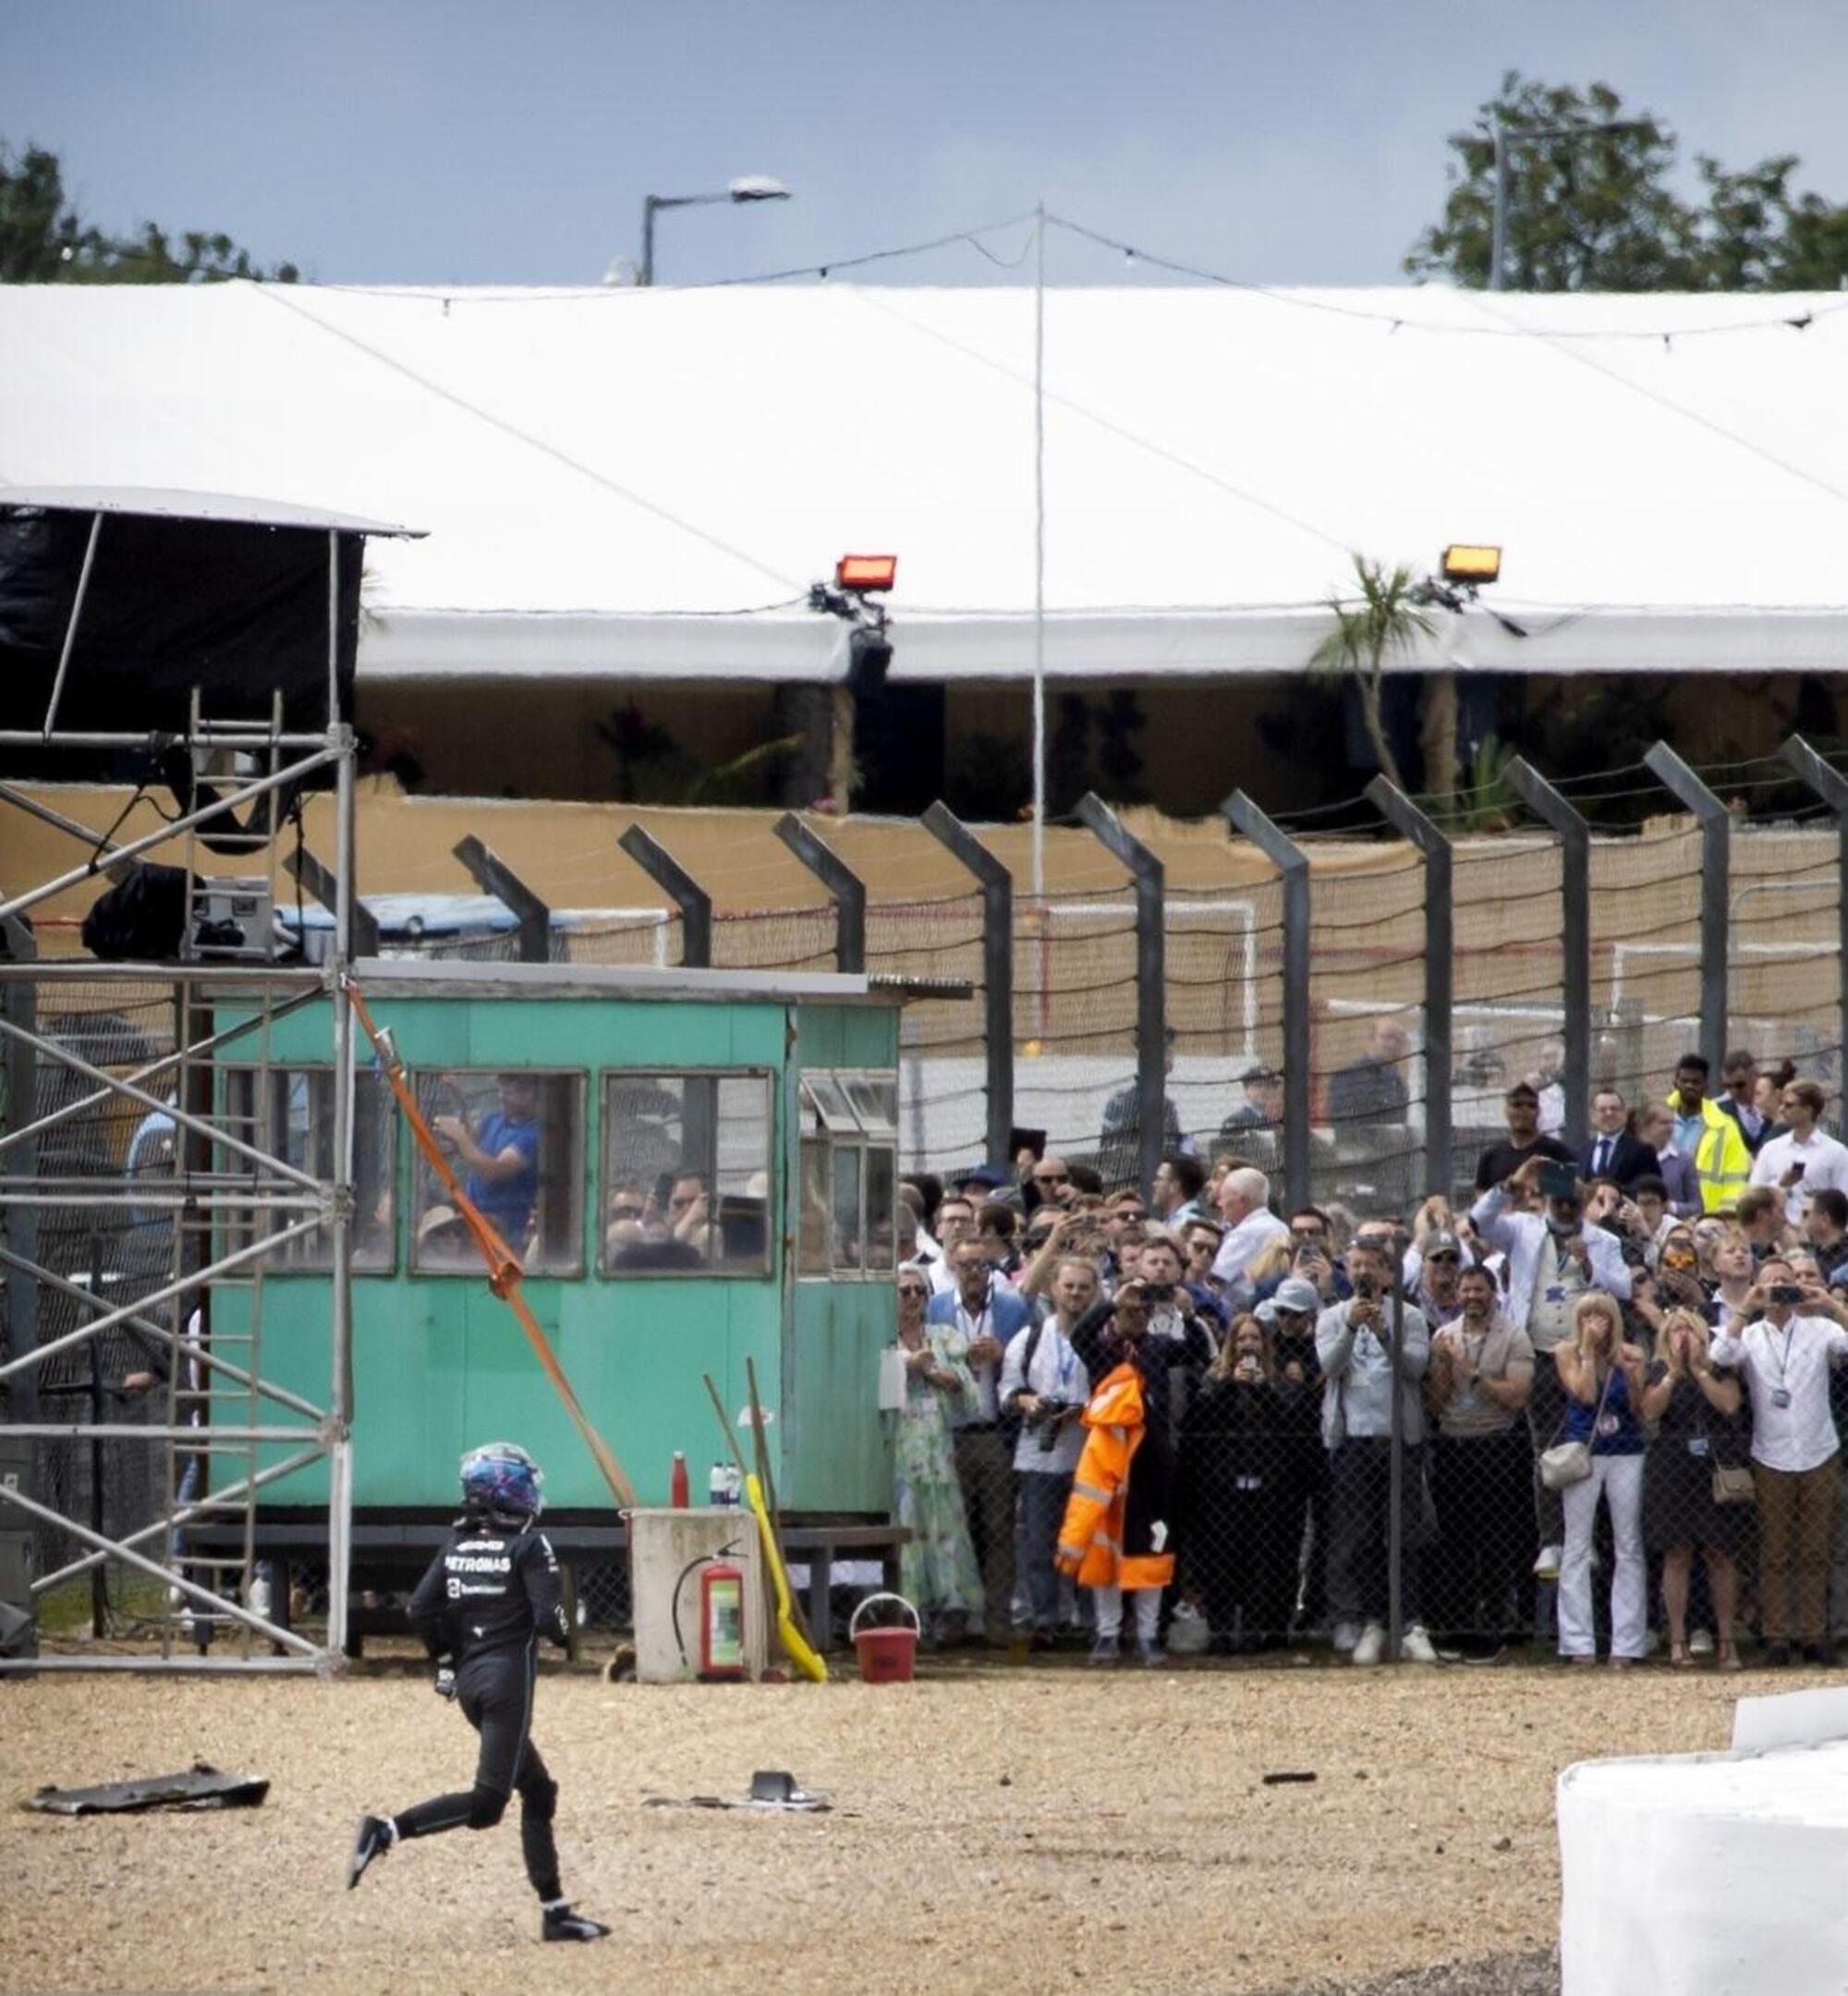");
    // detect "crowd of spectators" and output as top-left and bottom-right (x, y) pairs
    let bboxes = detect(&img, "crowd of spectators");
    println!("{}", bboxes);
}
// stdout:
(889, 1045), (1848, 1670)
